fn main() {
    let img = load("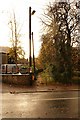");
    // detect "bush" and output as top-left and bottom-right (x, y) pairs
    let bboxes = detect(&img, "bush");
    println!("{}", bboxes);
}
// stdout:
(73, 71), (80, 77)
(51, 65), (72, 83)
(71, 71), (80, 84)
(40, 64), (79, 84)
(72, 76), (80, 84)
(40, 65), (55, 84)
